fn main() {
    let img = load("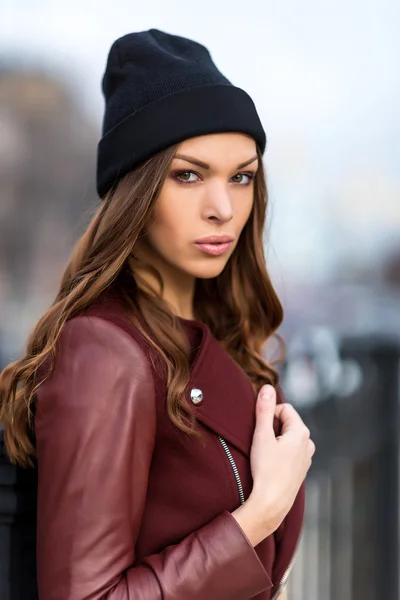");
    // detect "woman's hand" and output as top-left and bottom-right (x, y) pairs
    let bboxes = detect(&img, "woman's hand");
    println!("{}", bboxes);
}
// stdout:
(232, 384), (315, 546)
